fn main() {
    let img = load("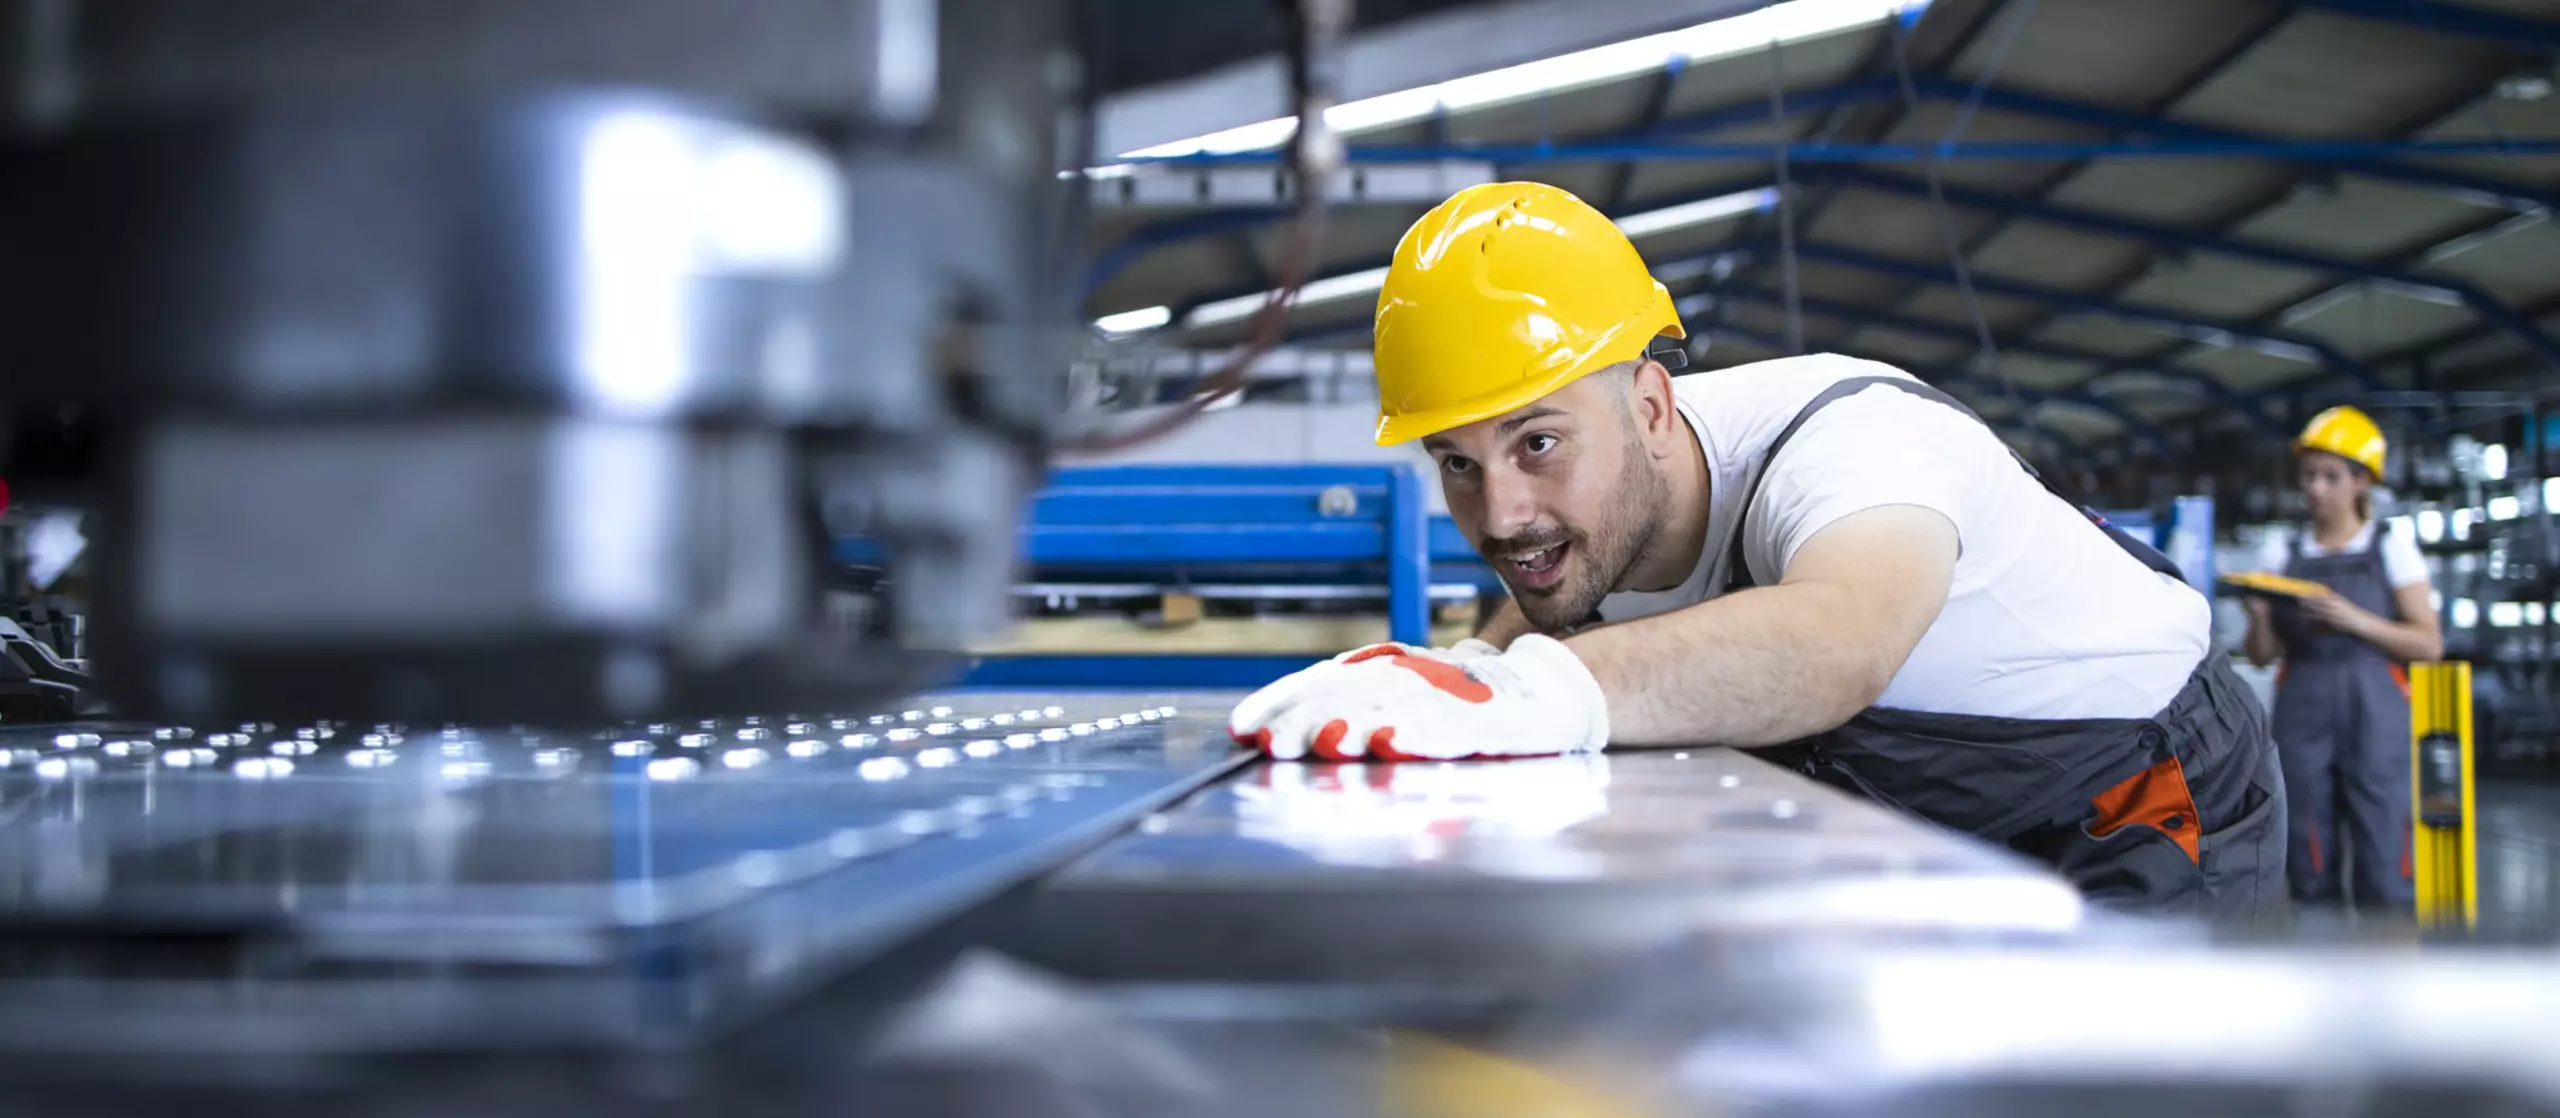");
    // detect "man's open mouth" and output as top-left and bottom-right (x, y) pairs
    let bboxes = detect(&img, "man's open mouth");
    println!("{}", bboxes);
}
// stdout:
(1501, 540), (1570, 590)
